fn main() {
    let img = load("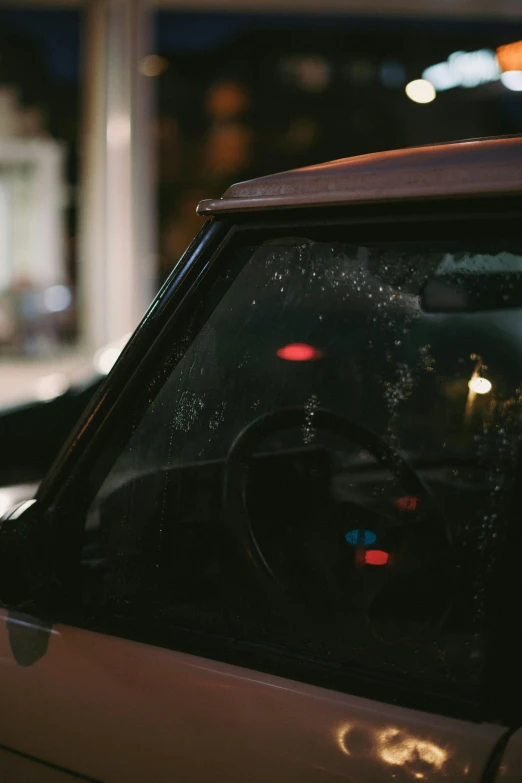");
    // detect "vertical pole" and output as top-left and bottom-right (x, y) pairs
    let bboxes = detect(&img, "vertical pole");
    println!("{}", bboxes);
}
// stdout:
(79, 0), (154, 351)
